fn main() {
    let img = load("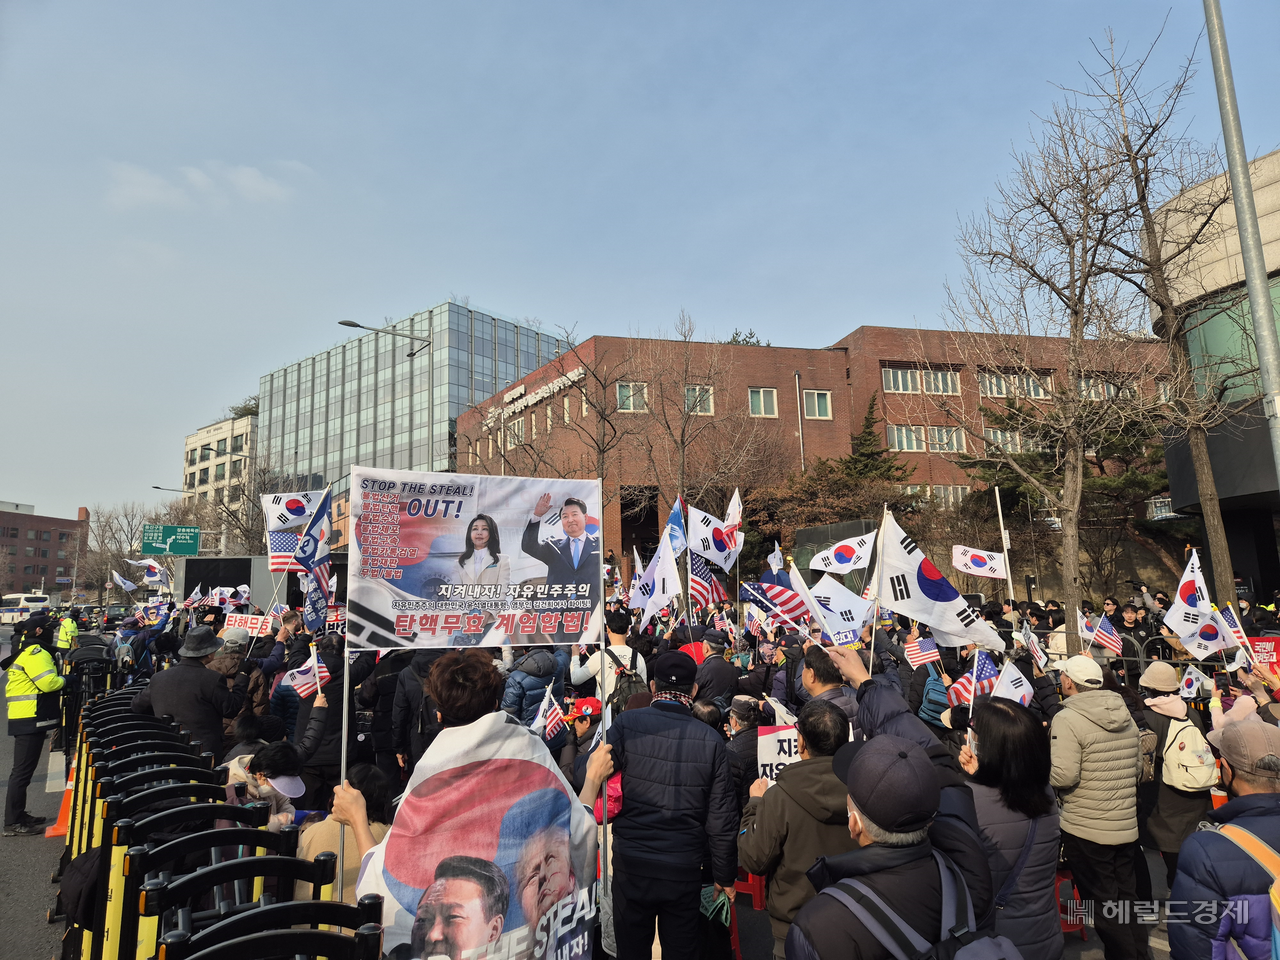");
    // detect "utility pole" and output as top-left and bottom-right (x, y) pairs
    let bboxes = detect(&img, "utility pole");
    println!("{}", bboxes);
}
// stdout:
(1202, 0), (1280, 497)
